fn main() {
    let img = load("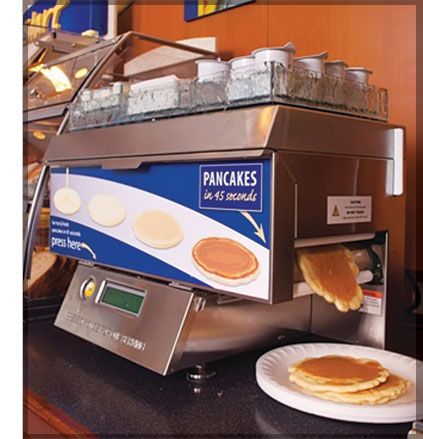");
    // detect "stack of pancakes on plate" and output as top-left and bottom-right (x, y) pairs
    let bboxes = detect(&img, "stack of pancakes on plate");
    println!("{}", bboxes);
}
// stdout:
(288, 355), (410, 405)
